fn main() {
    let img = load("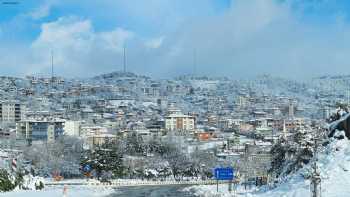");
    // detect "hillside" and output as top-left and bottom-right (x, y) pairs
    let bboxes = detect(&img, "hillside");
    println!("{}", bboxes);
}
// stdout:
(187, 127), (350, 197)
